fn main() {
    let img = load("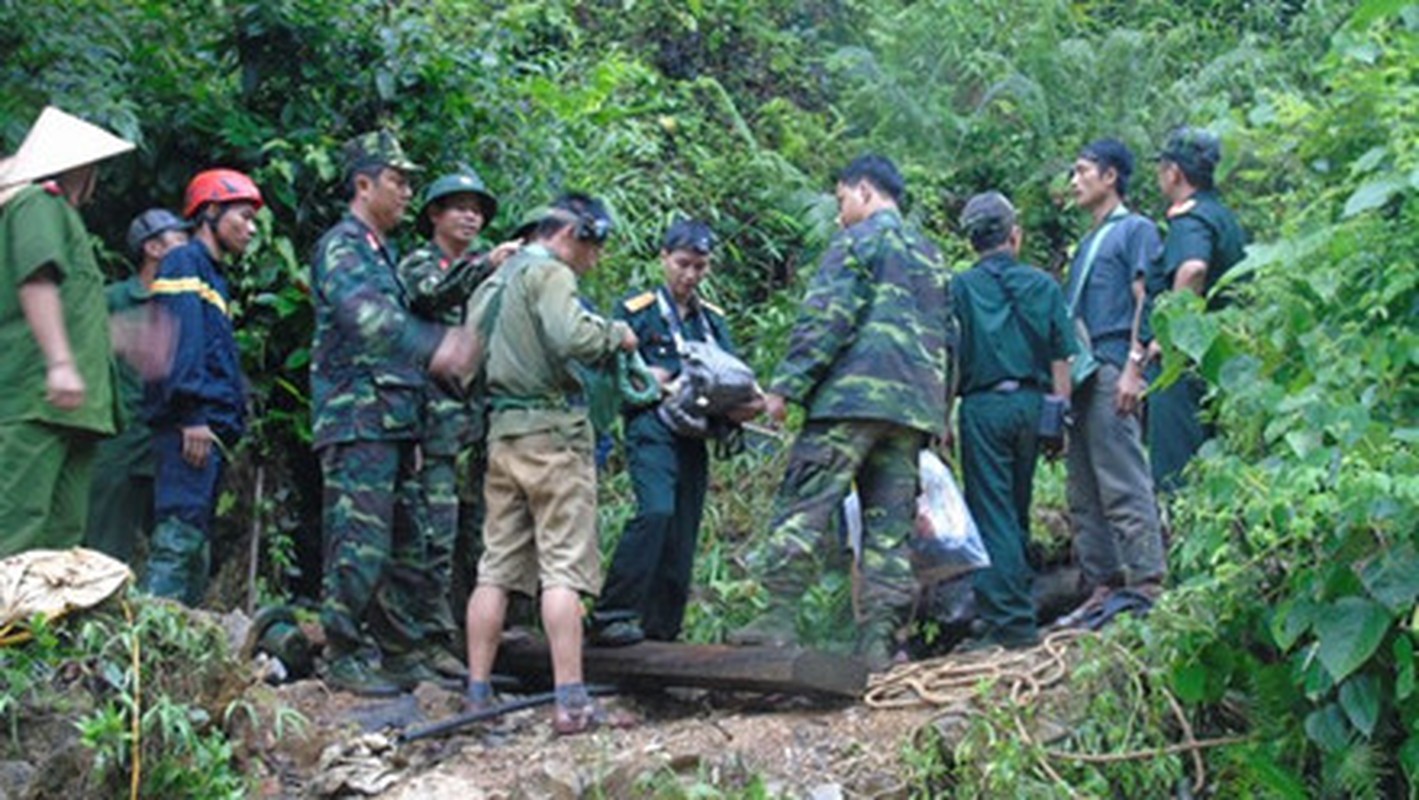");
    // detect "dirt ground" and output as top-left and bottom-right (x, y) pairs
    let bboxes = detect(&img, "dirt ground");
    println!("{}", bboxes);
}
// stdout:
(264, 675), (949, 799)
